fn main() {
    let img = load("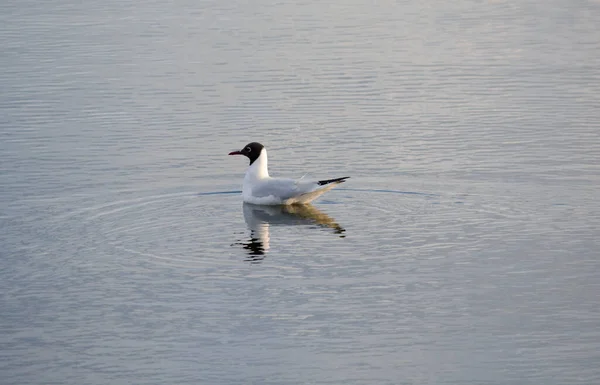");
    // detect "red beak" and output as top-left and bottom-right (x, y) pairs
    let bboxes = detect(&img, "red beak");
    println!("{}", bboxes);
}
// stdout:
(228, 151), (242, 156)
